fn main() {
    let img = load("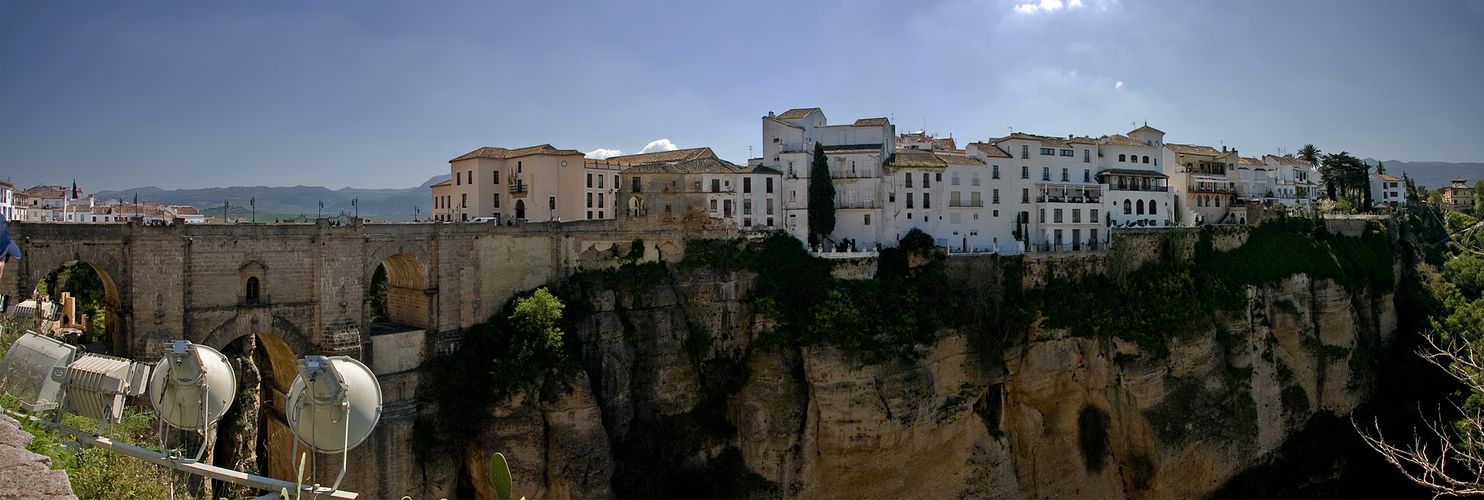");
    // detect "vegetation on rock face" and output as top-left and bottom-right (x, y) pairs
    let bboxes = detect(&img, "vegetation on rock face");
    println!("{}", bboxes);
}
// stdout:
(411, 286), (582, 460)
